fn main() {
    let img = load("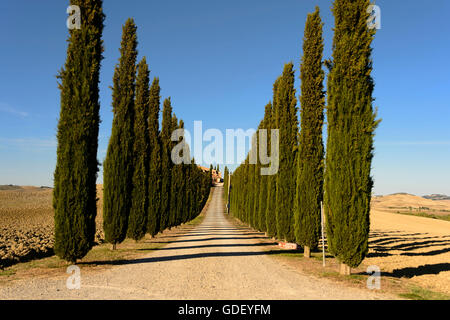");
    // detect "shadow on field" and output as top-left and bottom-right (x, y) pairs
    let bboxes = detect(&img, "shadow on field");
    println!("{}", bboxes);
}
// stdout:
(367, 230), (450, 258)
(381, 263), (450, 278)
